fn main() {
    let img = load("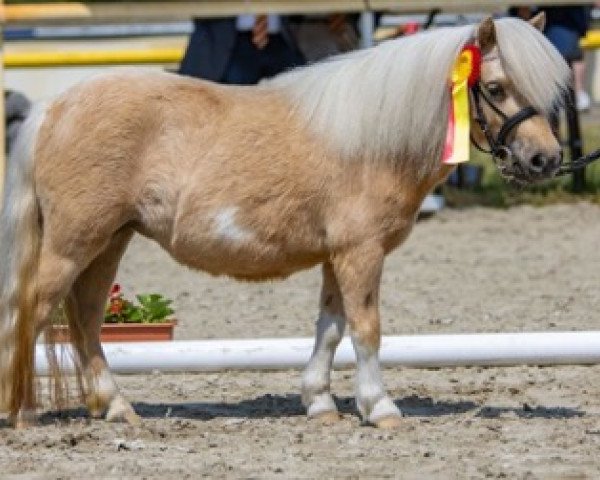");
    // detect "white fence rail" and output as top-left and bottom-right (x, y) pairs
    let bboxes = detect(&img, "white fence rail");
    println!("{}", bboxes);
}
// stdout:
(36, 331), (600, 375)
